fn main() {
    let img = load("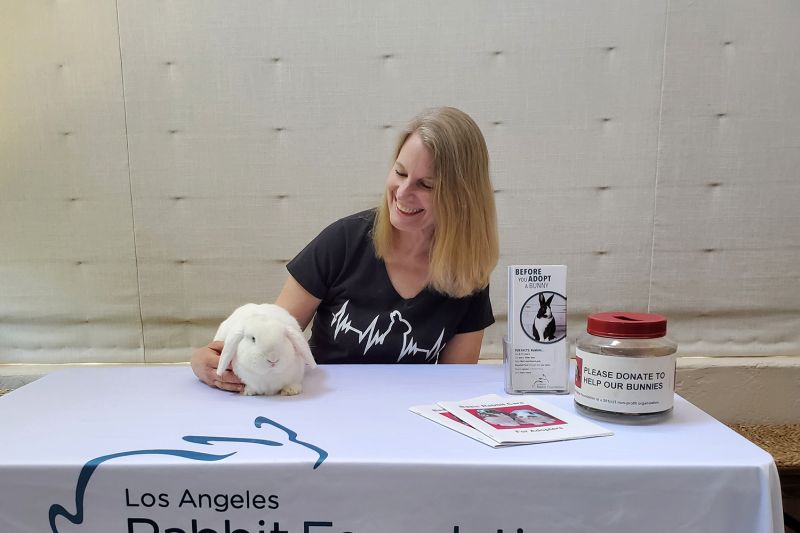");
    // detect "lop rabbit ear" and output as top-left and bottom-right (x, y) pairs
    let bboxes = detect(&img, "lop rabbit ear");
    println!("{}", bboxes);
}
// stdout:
(285, 327), (317, 368)
(216, 329), (244, 377)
